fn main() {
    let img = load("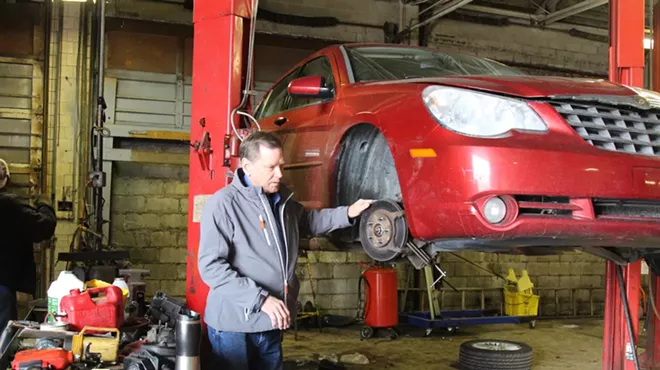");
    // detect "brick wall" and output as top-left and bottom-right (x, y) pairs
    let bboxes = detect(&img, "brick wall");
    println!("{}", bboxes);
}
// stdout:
(429, 19), (608, 76)
(110, 162), (189, 300)
(296, 251), (369, 317)
(294, 250), (606, 318)
(437, 251), (606, 316)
